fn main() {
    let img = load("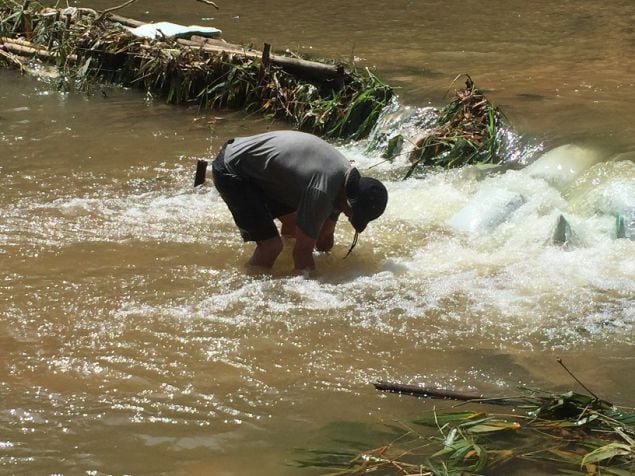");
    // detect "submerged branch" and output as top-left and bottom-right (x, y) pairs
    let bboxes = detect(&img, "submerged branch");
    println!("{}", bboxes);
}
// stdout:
(374, 381), (533, 406)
